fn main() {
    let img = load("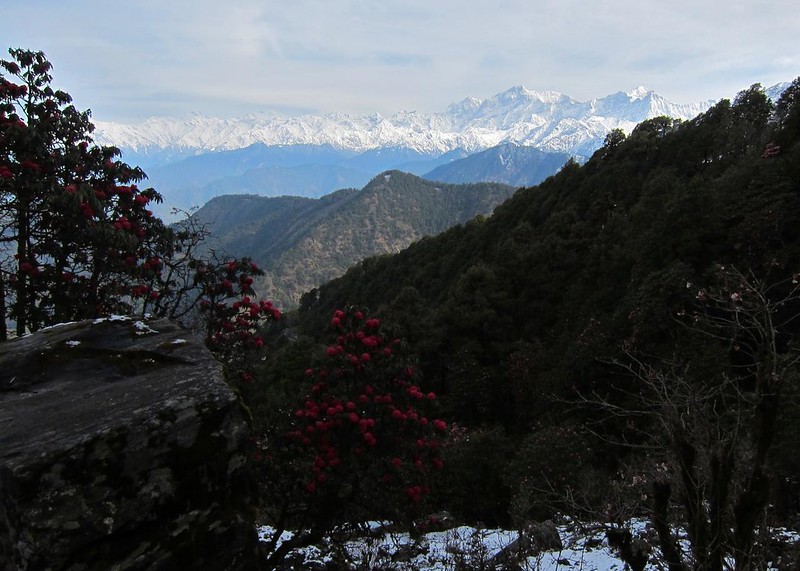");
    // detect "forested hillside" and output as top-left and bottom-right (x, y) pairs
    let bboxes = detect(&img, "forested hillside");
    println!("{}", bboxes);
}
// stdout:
(259, 81), (800, 548)
(192, 172), (515, 308)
